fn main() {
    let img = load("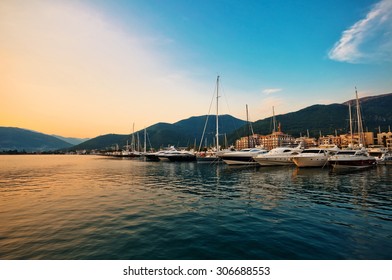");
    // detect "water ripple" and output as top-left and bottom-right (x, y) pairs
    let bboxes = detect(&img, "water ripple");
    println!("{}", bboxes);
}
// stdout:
(0, 155), (391, 259)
